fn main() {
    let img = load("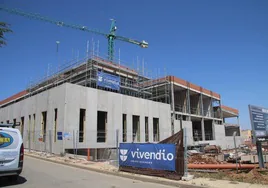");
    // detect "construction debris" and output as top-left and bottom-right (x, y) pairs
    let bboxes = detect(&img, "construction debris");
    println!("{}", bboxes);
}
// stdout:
(204, 145), (221, 154)
(188, 154), (222, 164)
